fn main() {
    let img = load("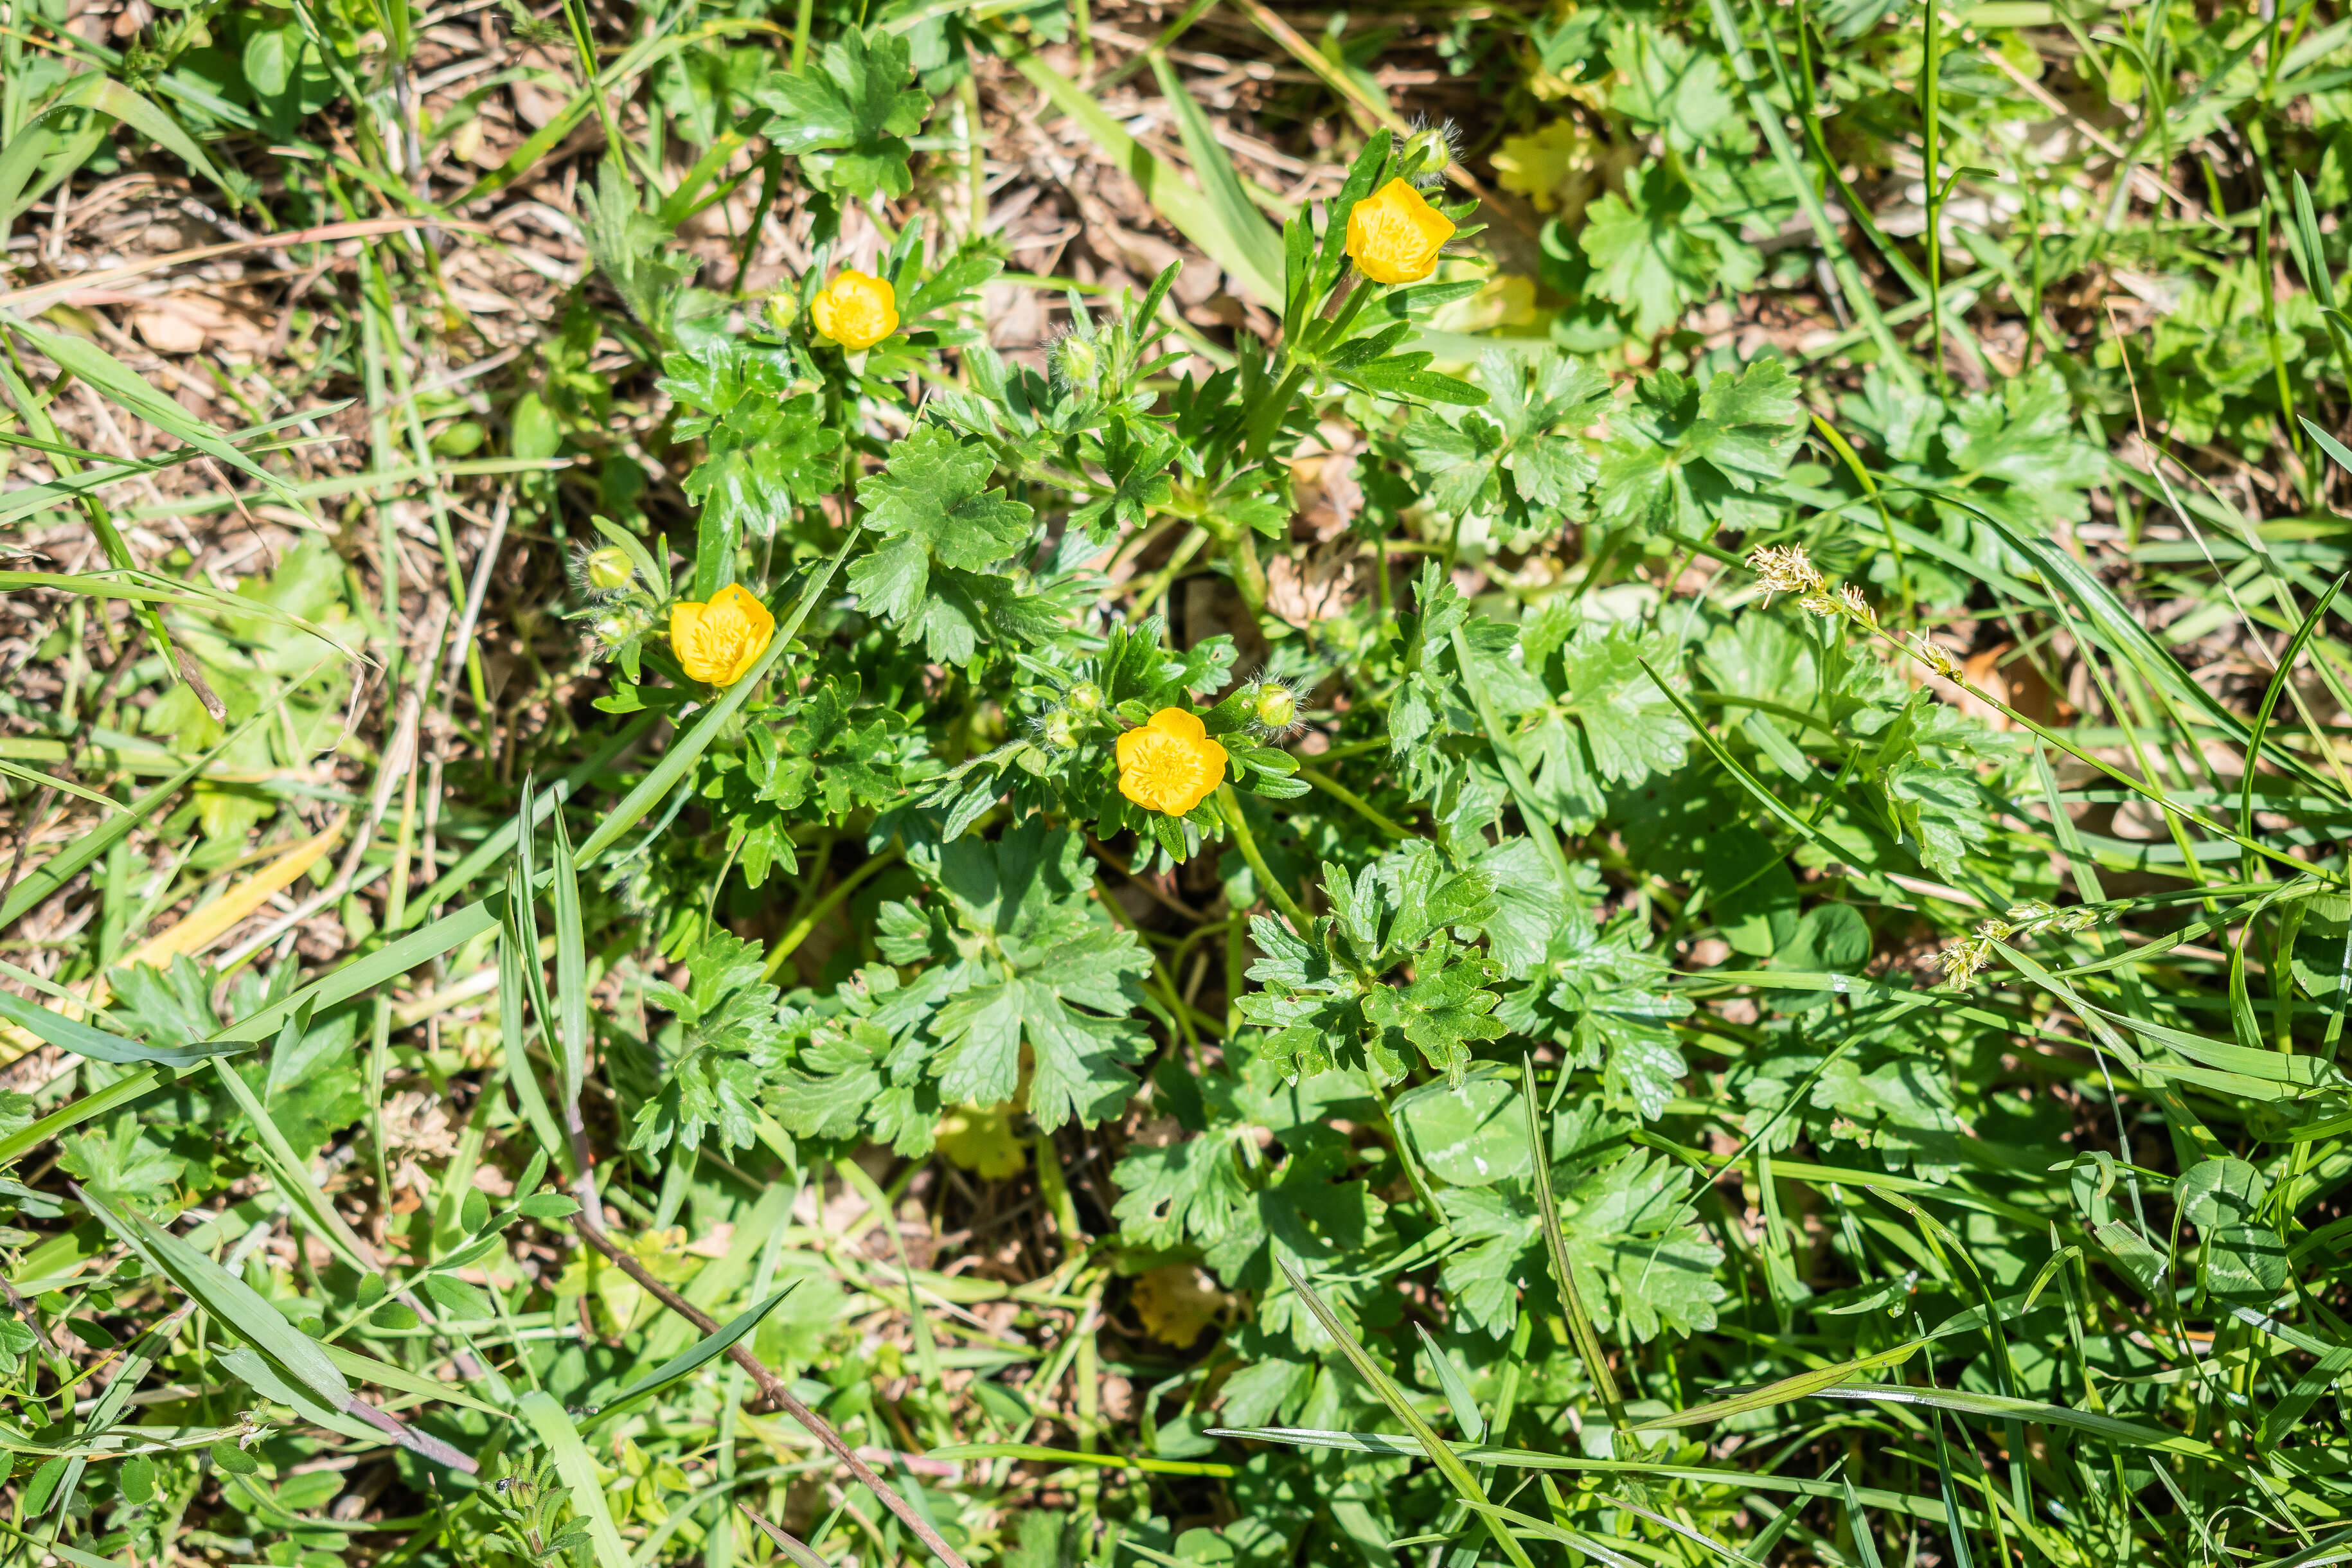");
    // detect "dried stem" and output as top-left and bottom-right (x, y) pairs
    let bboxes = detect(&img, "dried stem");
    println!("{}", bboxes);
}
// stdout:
(567, 1213), (973, 1568)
